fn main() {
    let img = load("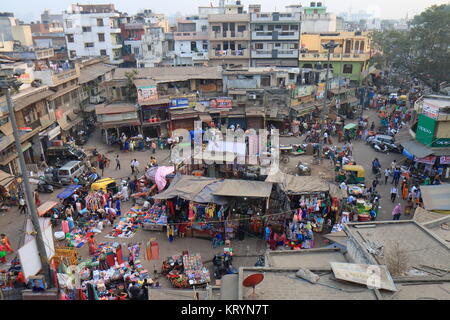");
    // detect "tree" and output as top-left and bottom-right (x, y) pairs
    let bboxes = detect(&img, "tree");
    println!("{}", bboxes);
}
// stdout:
(370, 4), (450, 89)
(124, 70), (138, 103)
